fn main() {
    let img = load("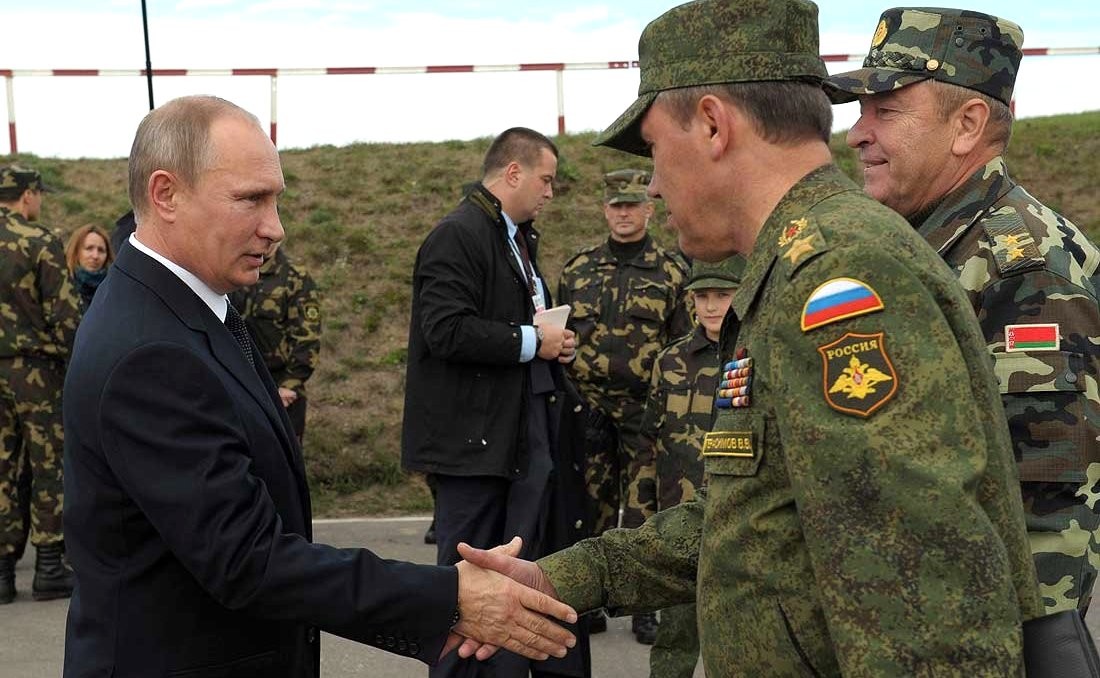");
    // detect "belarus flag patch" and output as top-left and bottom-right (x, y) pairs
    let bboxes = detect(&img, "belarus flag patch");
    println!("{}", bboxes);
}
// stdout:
(1005, 323), (1060, 352)
(801, 278), (885, 332)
